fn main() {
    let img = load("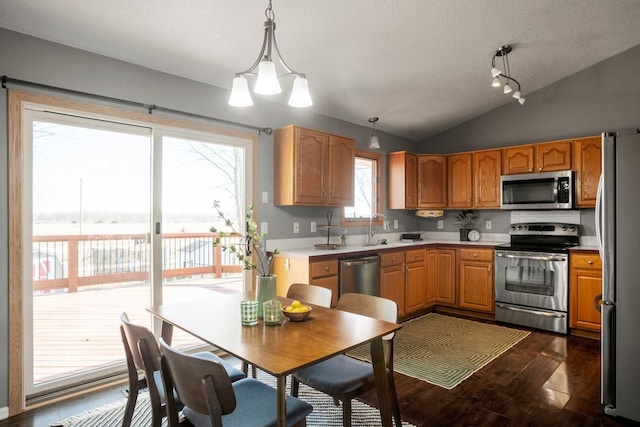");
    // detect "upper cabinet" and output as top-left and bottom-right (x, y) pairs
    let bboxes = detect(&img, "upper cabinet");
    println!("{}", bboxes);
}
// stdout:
(573, 136), (602, 208)
(417, 155), (447, 208)
(447, 153), (473, 208)
(274, 125), (355, 206)
(388, 151), (418, 209)
(503, 140), (572, 174)
(473, 150), (502, 208)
